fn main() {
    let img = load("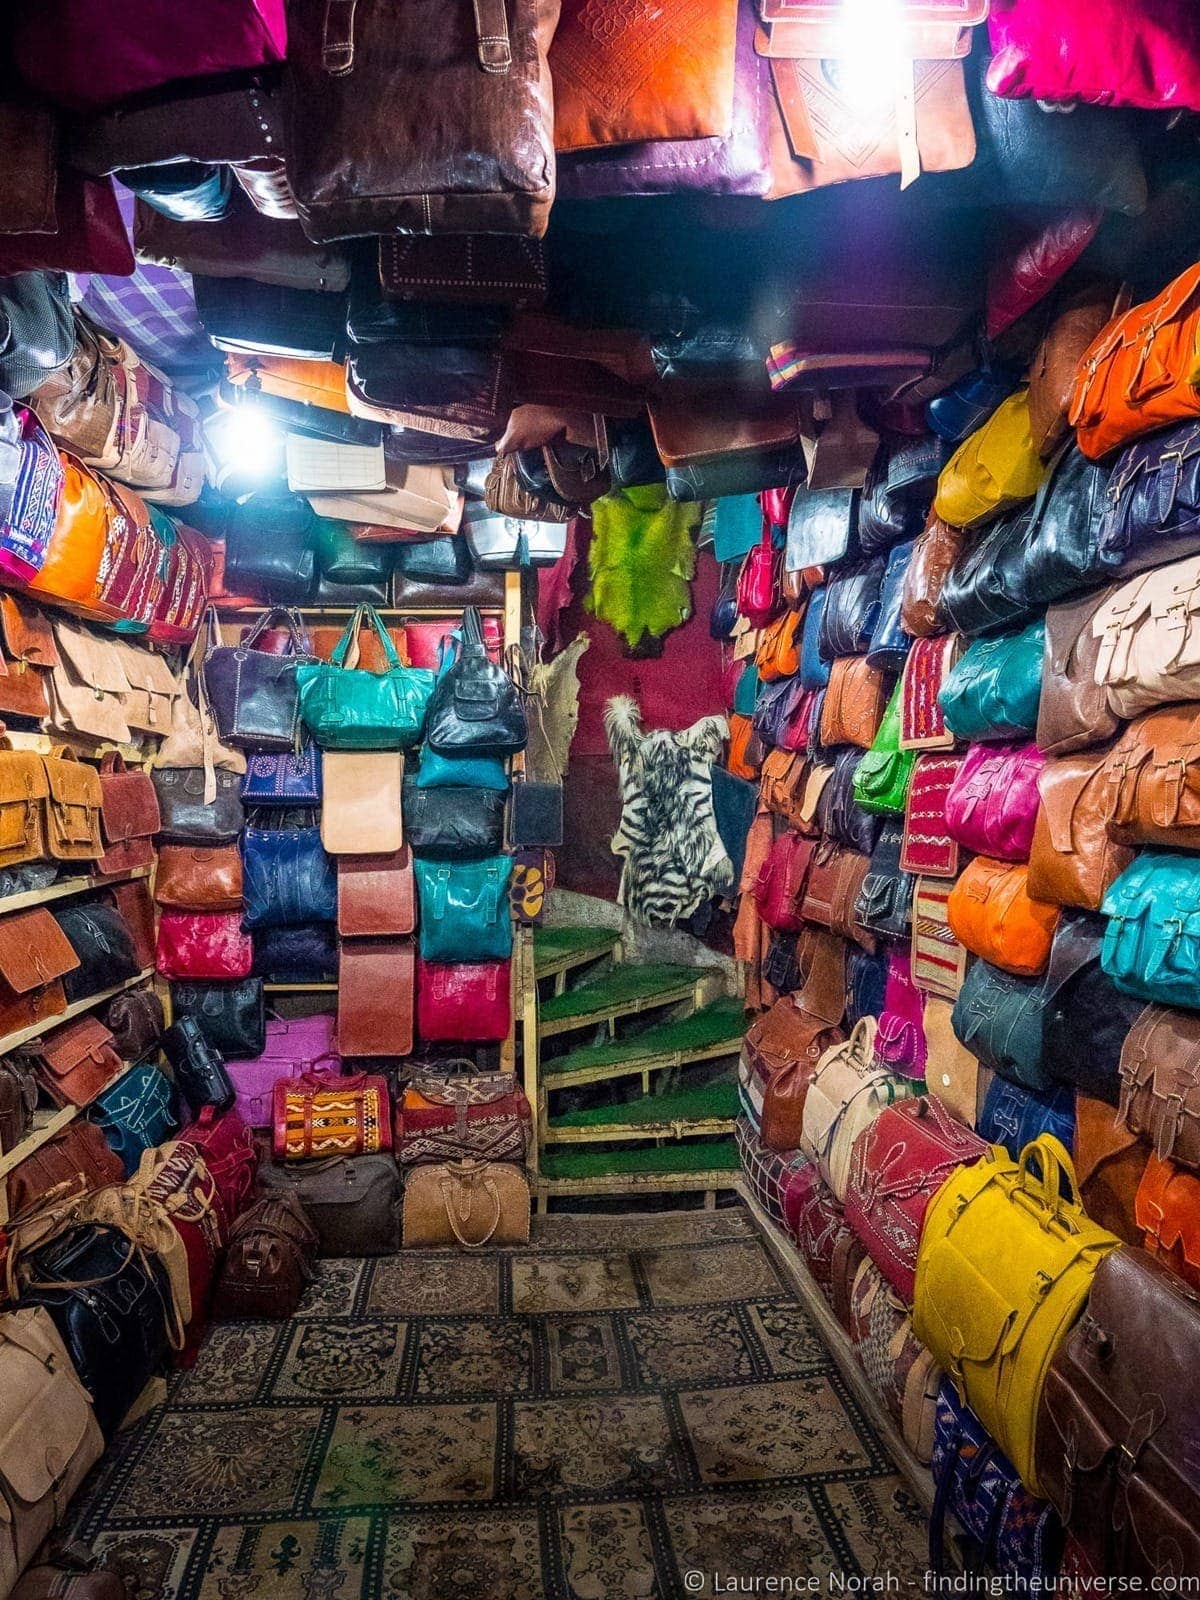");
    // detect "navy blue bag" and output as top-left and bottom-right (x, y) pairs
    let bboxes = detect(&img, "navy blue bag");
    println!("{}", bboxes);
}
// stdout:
(240, 745), (323, 807)
(866, 538), (915, 673)
(817, 555), (886, 662)
(978, 1076), (1075, 1162)
(1100, 418), (1200, 577)
(846, 944), (889, 1023)
(241, 823), (336, 931)
(927, 367), (1020, 442)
